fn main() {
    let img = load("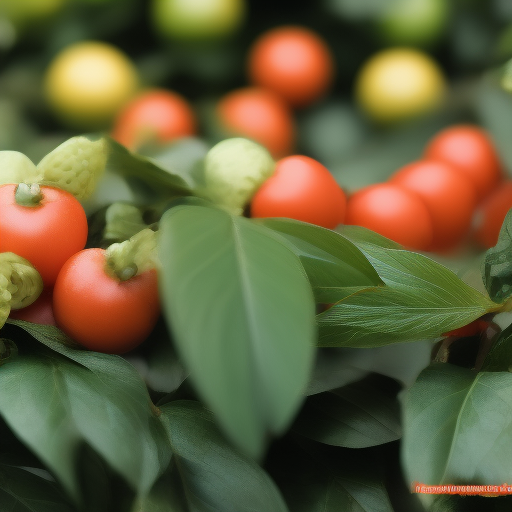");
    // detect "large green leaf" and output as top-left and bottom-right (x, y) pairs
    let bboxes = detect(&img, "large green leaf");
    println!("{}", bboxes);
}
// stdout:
(86, 135), (192, 201)
(293, 375), (401, 448)
(136, 401), (288, 512)
(403, 363), (512, 486)
(0, 464), (74, 512)
(482, 209), (512, 303)
(0, 323), (171, 499)
(158, 205), (316, 457)
(318, 228), (496, 347)
(259, 218), (383, 303)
